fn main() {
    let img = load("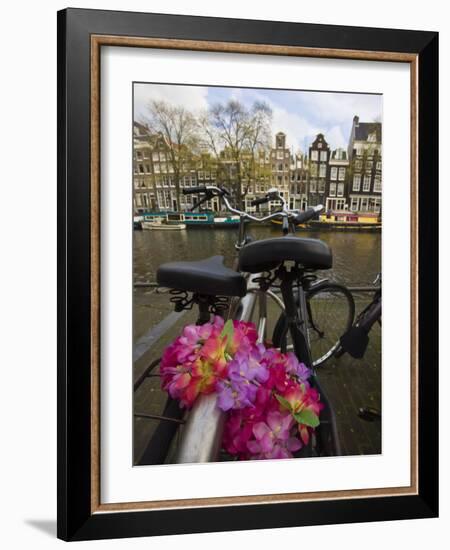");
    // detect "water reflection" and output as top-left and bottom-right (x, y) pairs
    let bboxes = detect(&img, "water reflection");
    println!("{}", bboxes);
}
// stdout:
(133, 225), (381, 286)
